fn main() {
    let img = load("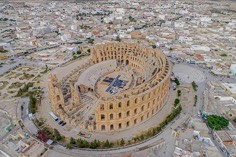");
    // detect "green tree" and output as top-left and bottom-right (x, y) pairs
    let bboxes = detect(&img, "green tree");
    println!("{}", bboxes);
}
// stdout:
(90, 139), (100, 149)
(29, 94), (37, 113)
(152, 45), (157, 49)
(76, 138), (90, 148)
(174, 78), (180, 86)
(120, 138), (125, 146)
(207, 115), (229, 130)
(70, 137), (76, 144)
(177, 90), (181, 97)
(66, 142), (72, 149)
(103, 139), (112, 148)
(140, 134), (145, 140)
(53, 129), (62, 141)
(76, 50), (81, 55)
(174, 98), (180, 106)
